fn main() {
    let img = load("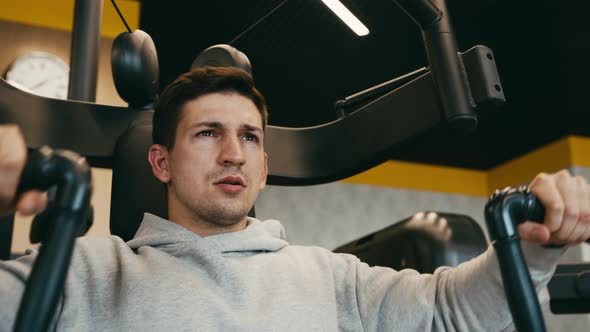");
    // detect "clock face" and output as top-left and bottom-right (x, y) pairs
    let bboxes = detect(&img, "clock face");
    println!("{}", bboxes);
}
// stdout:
(5, 52), (69, 100)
